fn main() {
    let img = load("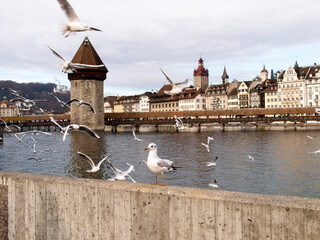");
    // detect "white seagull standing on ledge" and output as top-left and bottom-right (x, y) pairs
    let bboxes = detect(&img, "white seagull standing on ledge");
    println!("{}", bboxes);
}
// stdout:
(56, 0), (102, 37)
(145, 143), (177, 186)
